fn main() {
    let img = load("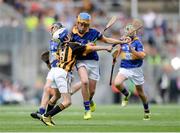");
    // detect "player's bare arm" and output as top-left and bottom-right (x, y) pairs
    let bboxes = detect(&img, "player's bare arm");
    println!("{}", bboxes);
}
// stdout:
(100, 35), (131, 45)
(82, 43), (112, 56)
(86, 45), (112, 53)
(129, 45), (146, 59)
